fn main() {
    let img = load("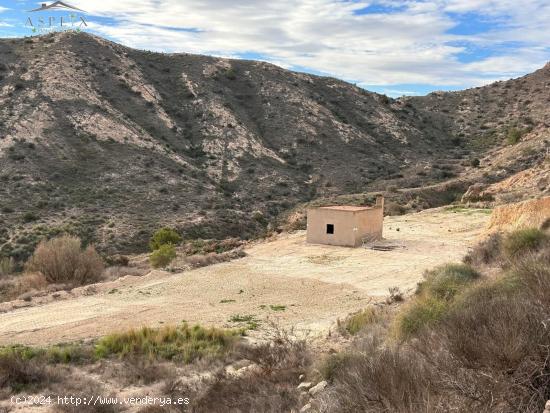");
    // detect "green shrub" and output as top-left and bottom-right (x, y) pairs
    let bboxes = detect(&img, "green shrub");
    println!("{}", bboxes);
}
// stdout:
(342, 307), (380, 335)
(502, 228), (547, 258)
(395, 264), (480, 338)
(149, 244), (176, 268)
(94, 324), (240, 363)
(149, 228), (182, 251)
(224, 68), (237, 80)
(506, 128), (522, 145)
(320, 352), (357, 381)
(22, 212), (39, 223)
(417, 263), (480, 301)
(395, 296), (447, 338)
(443, 278), (541, 369)
(470, 158), (480, 167)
